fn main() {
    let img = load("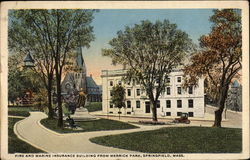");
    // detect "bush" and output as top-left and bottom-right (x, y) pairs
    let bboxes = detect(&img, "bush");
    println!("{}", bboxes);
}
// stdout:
(139, 120), (165, 125)
(85, 102), (102, 112)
